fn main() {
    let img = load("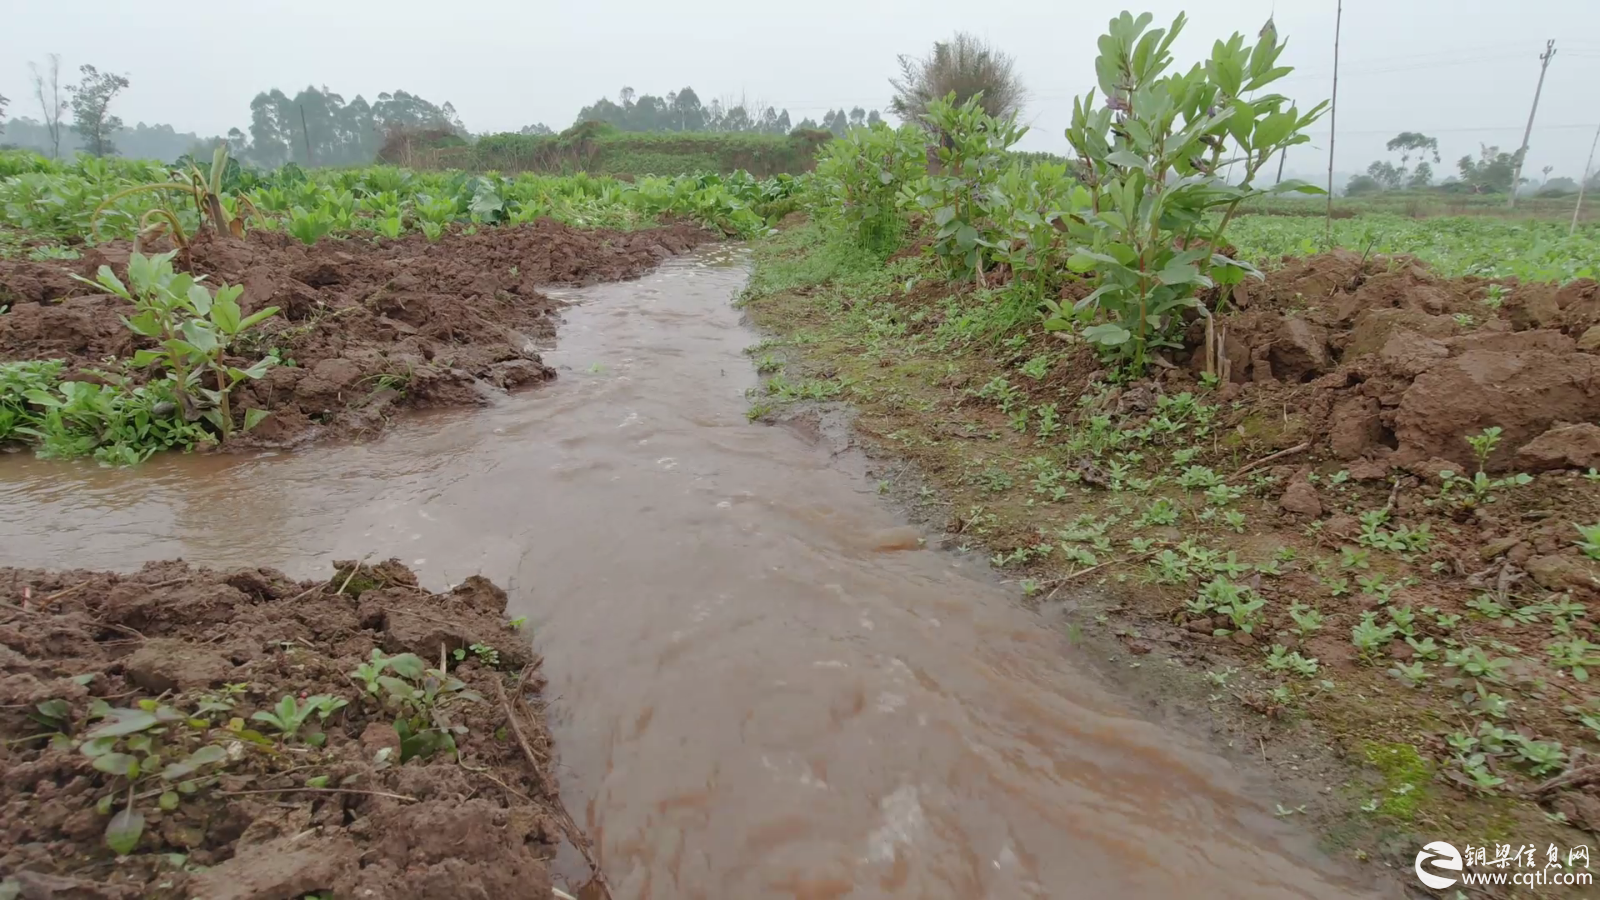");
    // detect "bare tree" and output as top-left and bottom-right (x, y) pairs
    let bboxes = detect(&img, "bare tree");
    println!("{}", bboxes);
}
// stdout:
(68, 64), (130, 158)
(30, 54), (66, 158)
(889, 32), (1026, 124)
